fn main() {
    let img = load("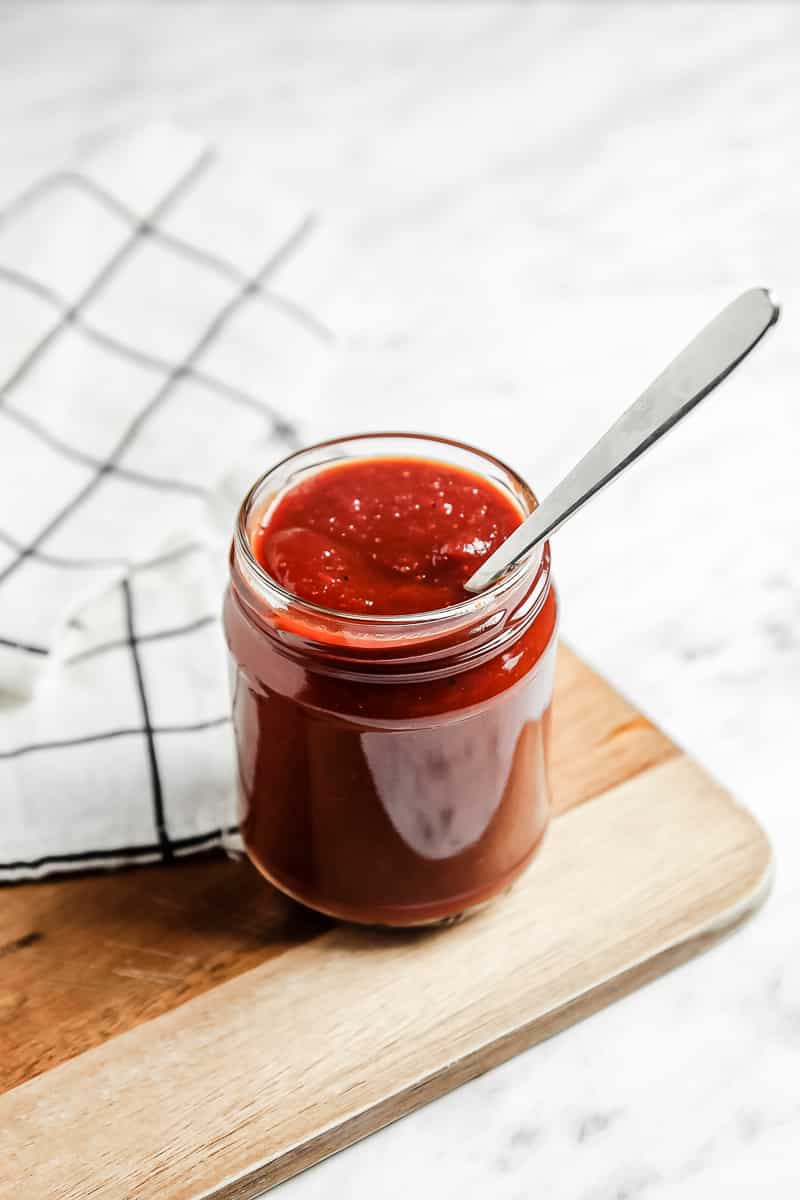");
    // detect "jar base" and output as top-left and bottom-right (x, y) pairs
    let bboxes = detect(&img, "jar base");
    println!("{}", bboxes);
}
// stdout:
(370, 883), (515, 930)
(245, 830), (545, 930)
